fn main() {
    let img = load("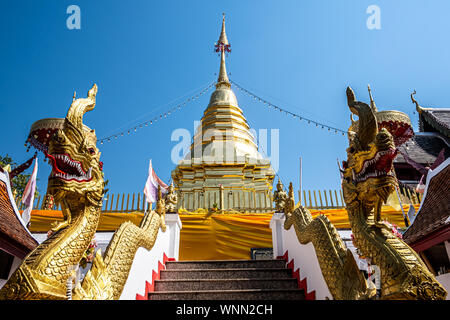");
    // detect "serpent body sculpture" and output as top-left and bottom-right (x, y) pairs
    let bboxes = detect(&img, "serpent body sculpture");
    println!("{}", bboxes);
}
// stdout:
(0, 85), (165, 300)
(0, 85), (104, 299)
(342, 87), (446, 300)
(283, 87), (446, 300)
(284, 203), (373, 300)
(73, 197), (165, 300)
